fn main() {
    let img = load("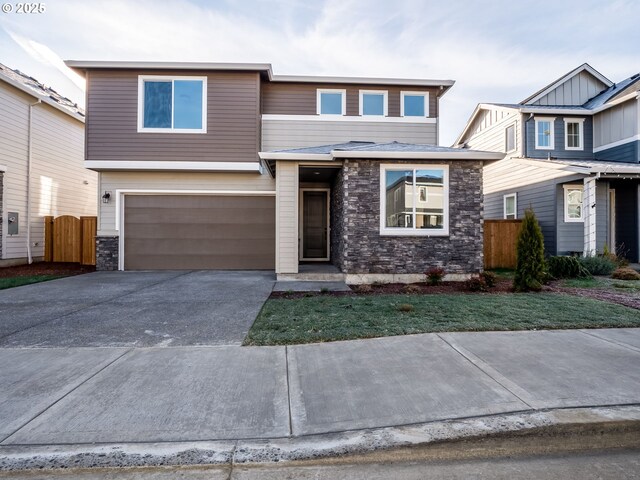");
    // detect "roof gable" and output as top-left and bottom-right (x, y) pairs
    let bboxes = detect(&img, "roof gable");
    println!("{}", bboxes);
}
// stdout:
(520, 63), (613, 106)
